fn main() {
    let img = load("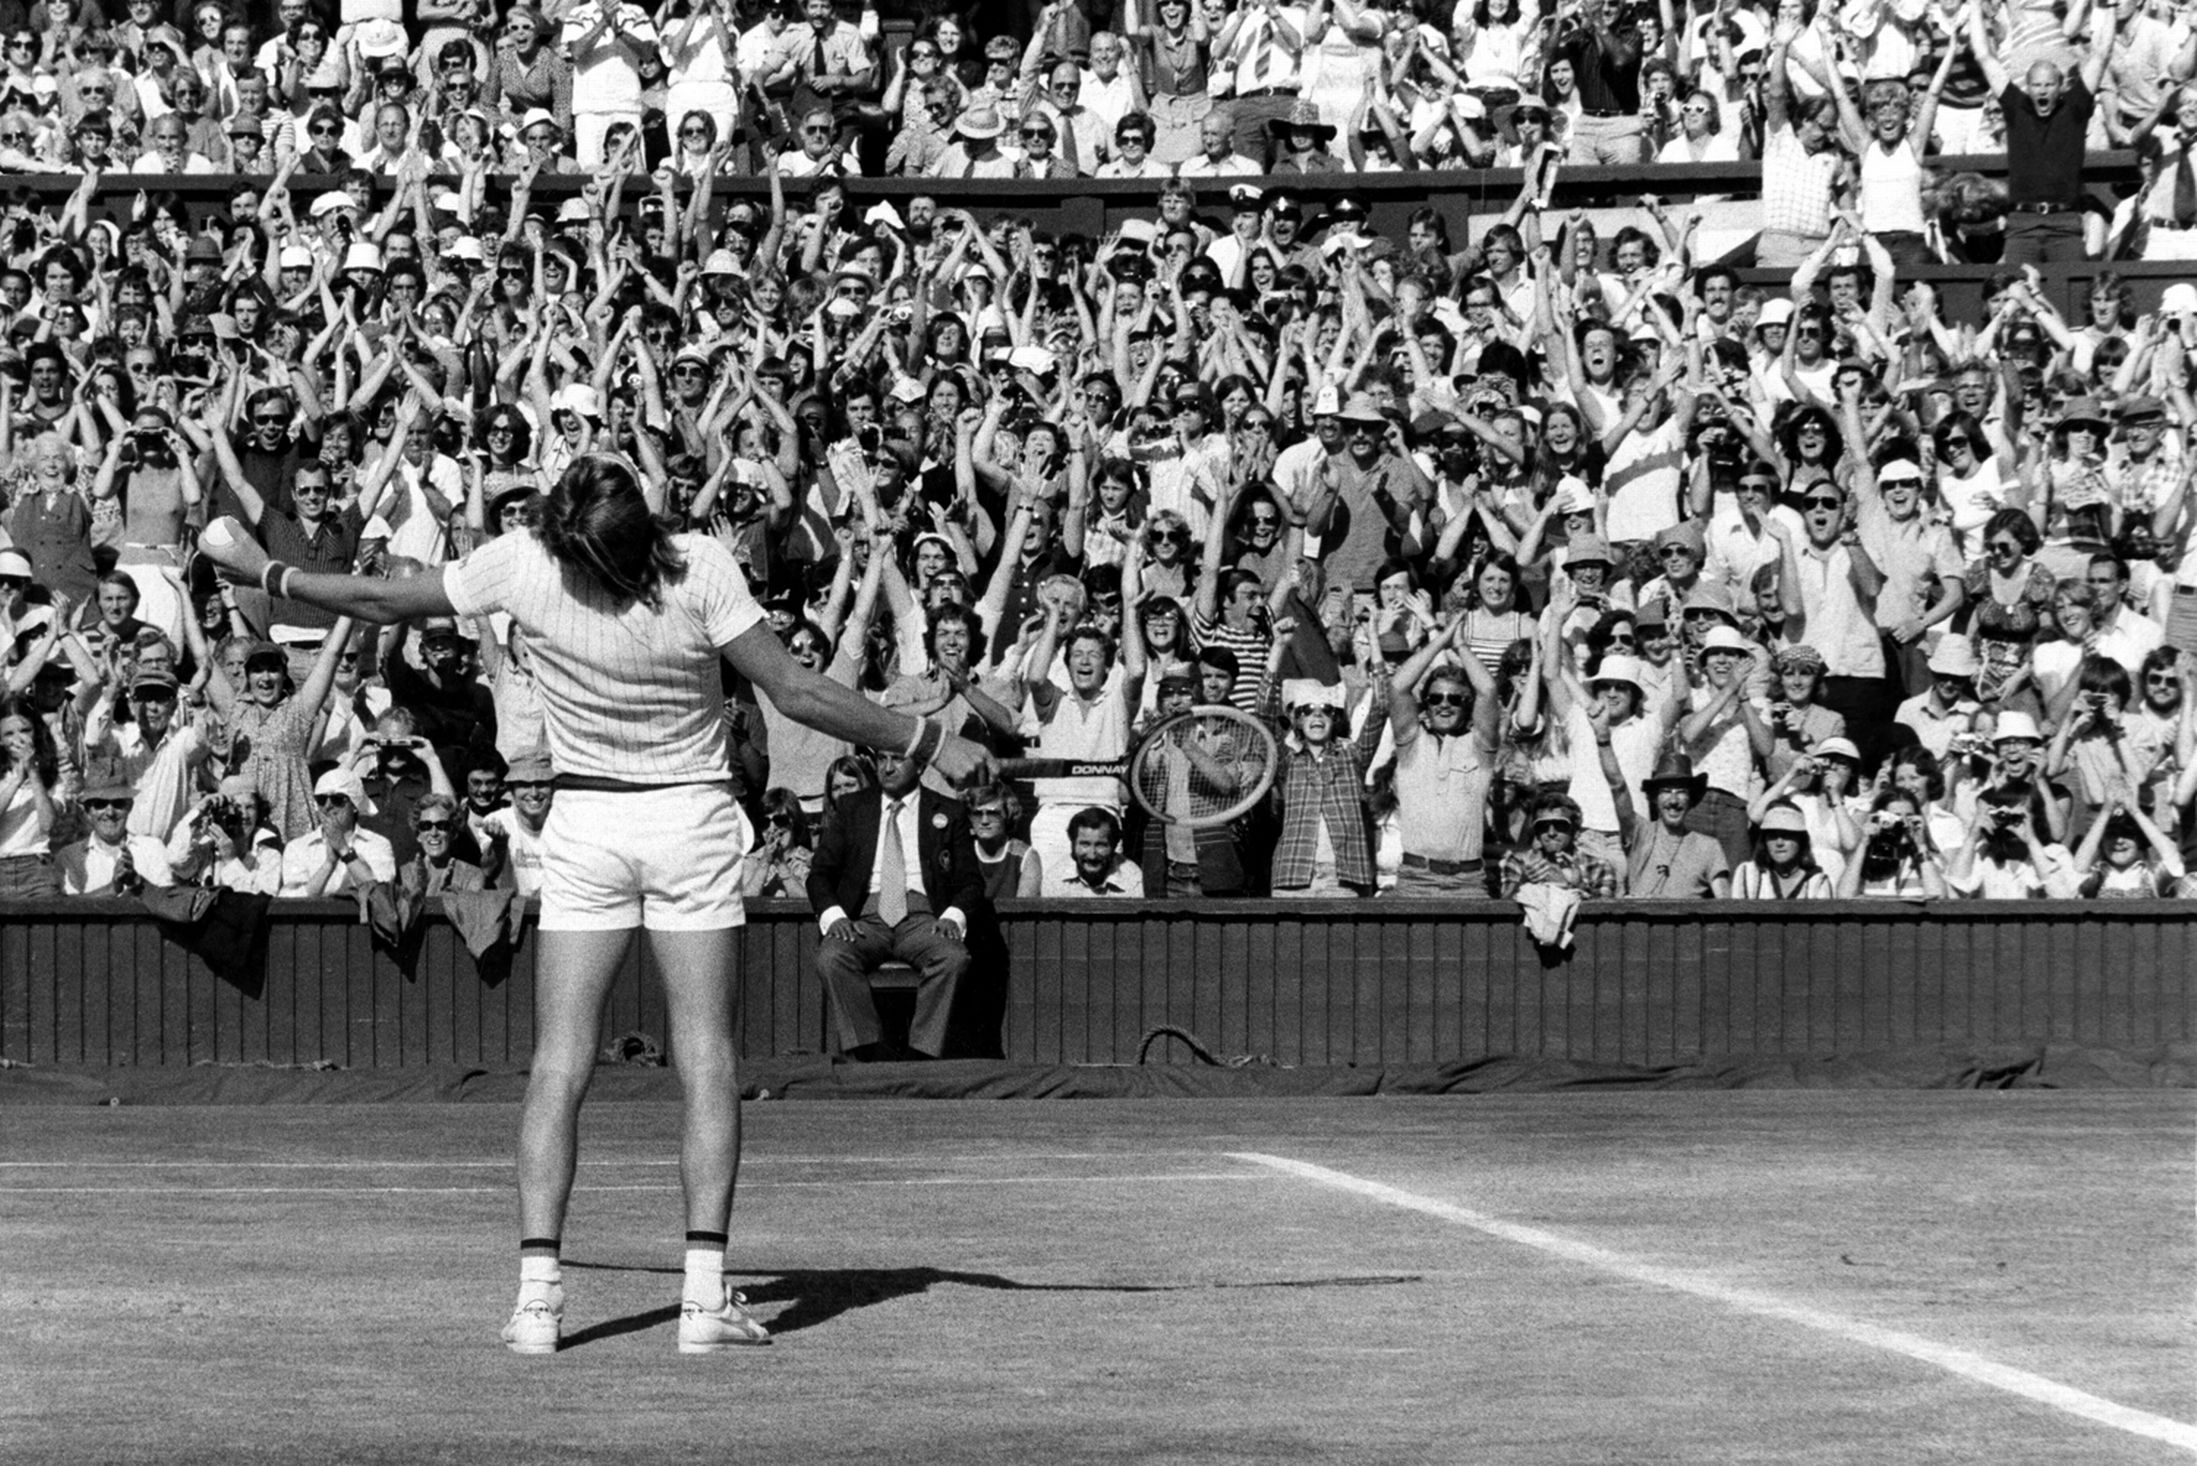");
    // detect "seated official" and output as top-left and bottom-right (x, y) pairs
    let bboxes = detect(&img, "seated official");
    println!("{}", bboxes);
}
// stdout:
(807, 742), (985, 1061)
(57, 768), (175, 895)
